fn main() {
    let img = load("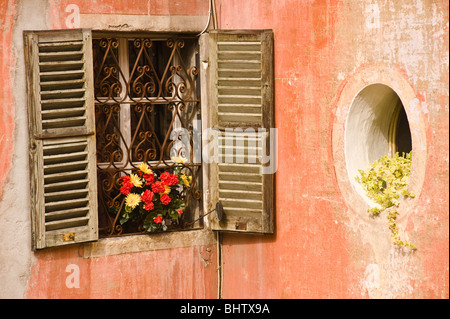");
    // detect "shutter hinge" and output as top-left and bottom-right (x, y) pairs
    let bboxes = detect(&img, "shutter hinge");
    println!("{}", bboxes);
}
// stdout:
(62, 232), (75, 242)
(235, 222), (247, 230)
